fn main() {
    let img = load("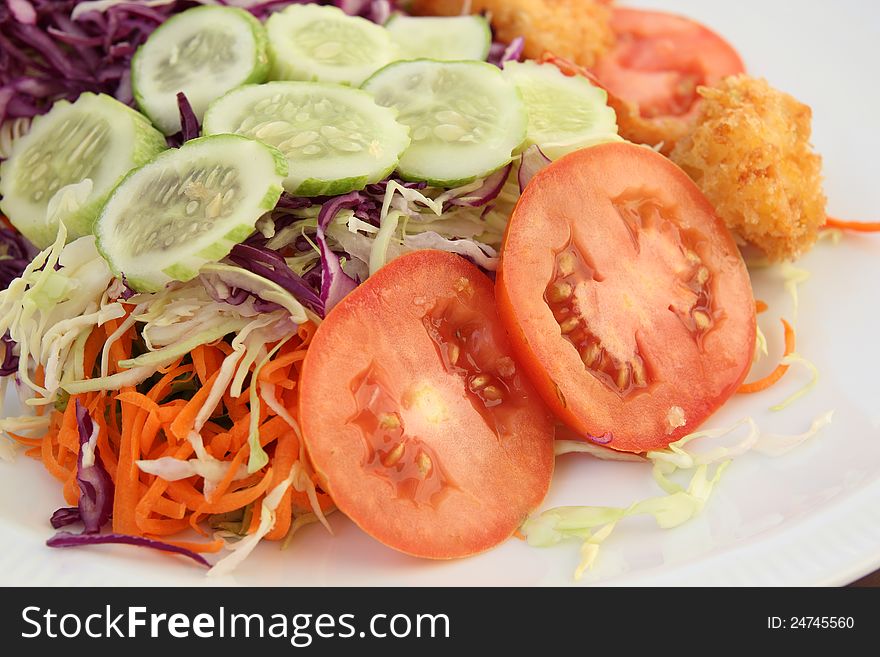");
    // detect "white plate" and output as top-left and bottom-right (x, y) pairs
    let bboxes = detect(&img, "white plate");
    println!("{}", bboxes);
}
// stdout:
(2, 0), (879, 587)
